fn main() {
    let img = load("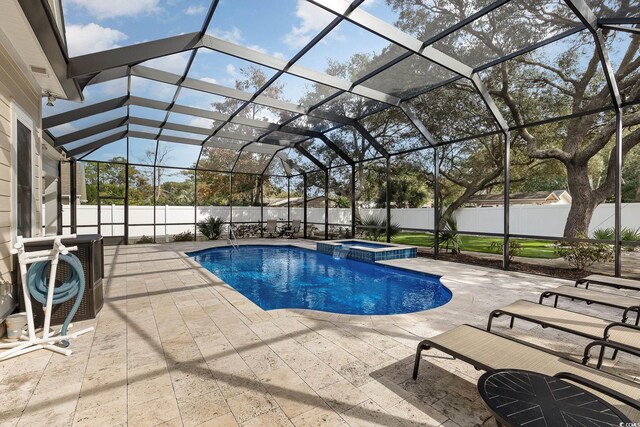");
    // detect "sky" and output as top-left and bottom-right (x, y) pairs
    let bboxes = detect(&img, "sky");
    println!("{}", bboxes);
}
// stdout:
(50, 0), (624, 164)
(51, 0), (404, 163)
